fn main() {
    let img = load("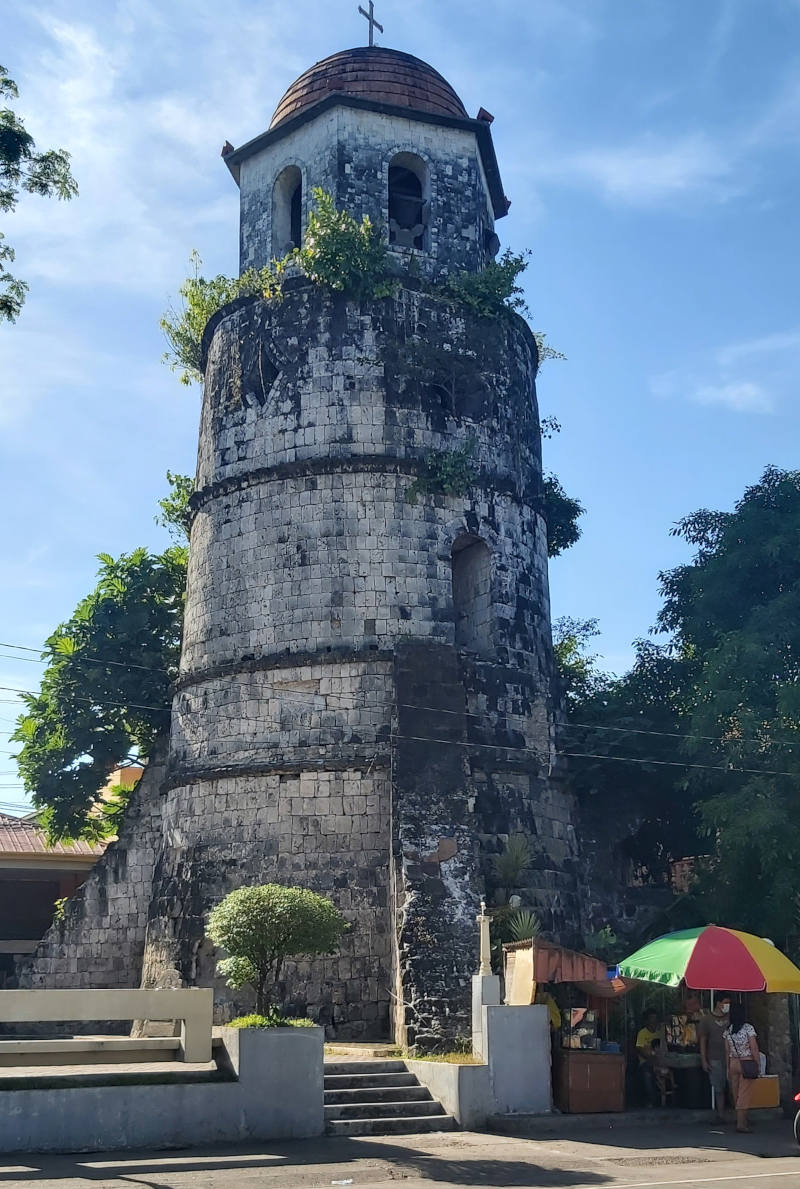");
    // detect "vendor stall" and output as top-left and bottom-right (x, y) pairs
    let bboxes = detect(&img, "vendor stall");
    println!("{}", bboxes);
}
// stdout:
(503, 939), (627, 1113)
